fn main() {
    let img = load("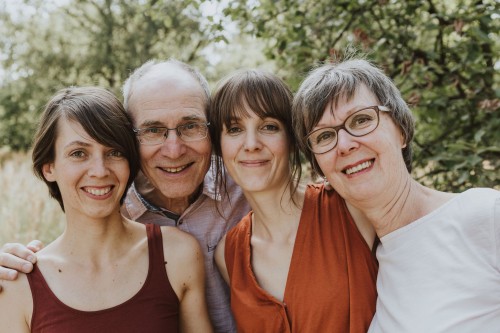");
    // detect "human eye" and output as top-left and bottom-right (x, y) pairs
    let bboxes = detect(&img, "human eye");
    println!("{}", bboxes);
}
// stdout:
(181, 122), (203, 135)
(108, 149), (125, 159)
(182, 122), (200, 130)
(260, 122), (280, 134)
(348, 111), (376, 129)
(142, 127), (164, 135)
(68, 150), (87, 159)
(315, 129), (336, 145)
(225, 123), (242, 135)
